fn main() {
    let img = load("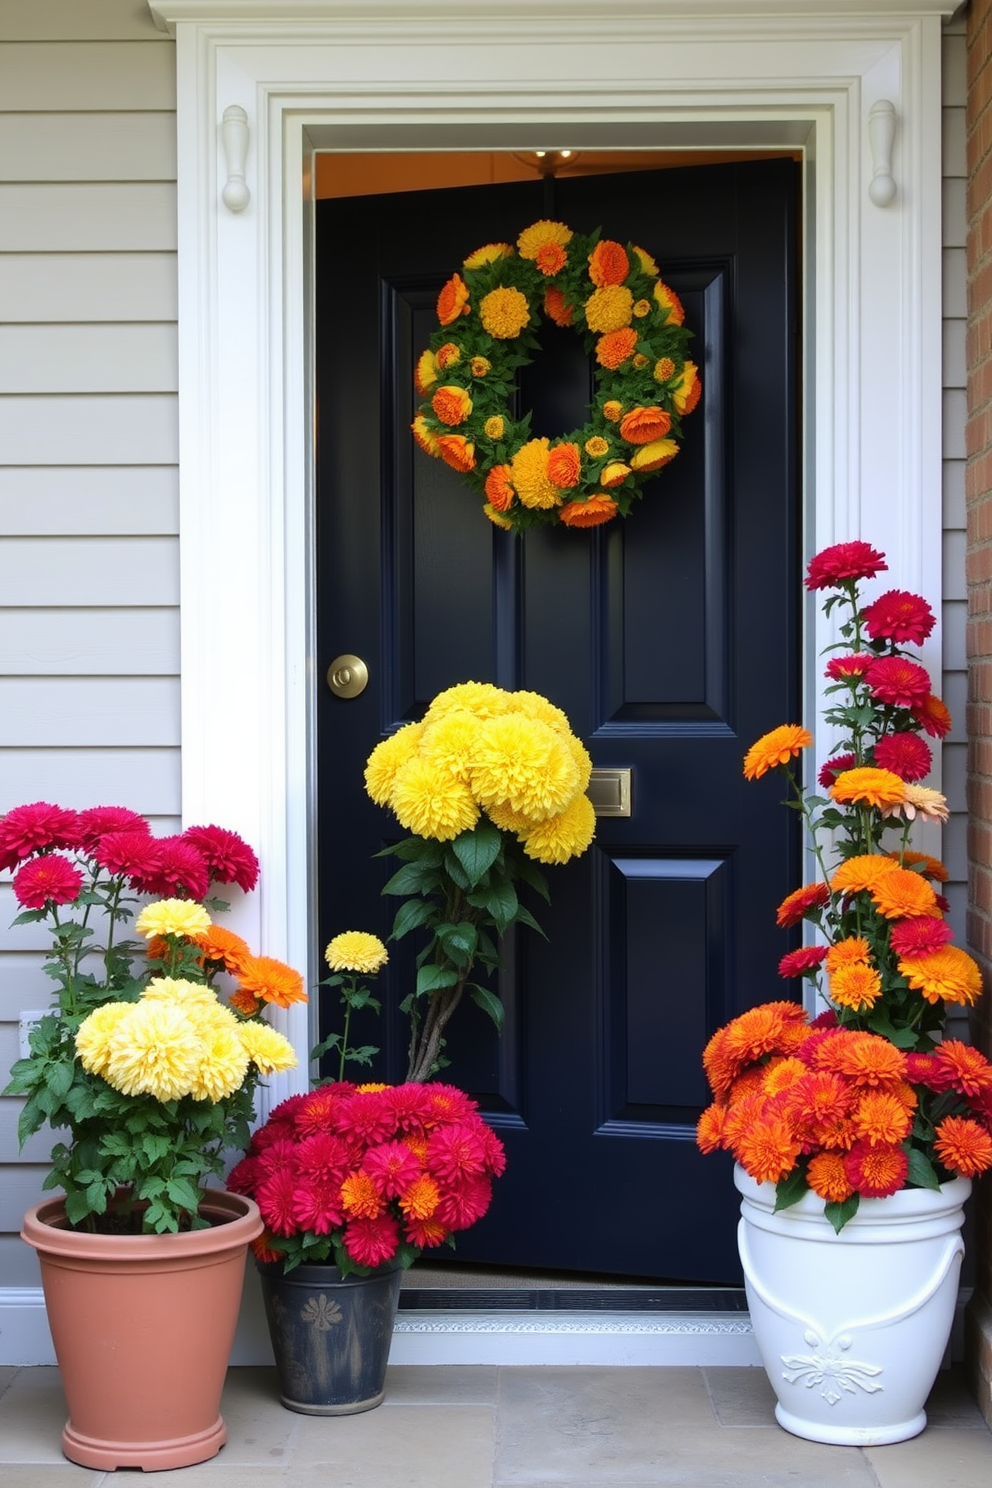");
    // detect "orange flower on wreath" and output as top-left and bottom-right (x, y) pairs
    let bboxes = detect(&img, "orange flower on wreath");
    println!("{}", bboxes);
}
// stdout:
(435, 342), (461, 370)
(535, 241), (569, 276)
(588, 239), (630, 287)
(437, 273), (470, 326)
(435, 434), (476, 473)
(630, 439), (679, 472)
(672, 360), (702, 415)
(600, 462), (632, 488)
(559, 494), (619, 528)
(596, 328), (638, 370)
(431, 385), (473, 427)
(484, 464), (516, 513)
(654, 280), (685, 324)
(620, 406), (672, 445)
(411, 415), (440, 457)
(546, 443), (582, 490)
(543, 287), (573, 326)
